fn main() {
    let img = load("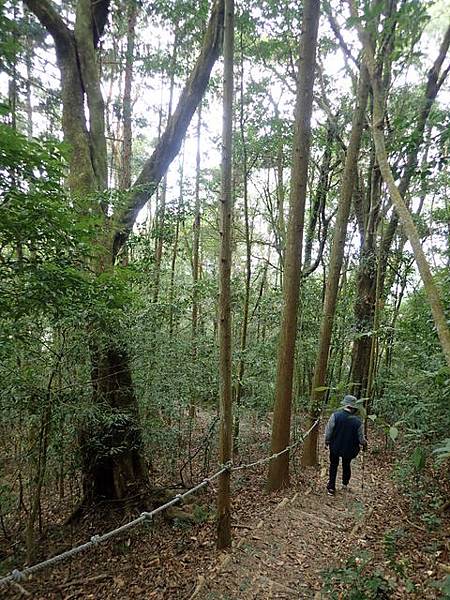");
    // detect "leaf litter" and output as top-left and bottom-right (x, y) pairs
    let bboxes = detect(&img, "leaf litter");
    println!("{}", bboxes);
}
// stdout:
(1, 418), (448, 599)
